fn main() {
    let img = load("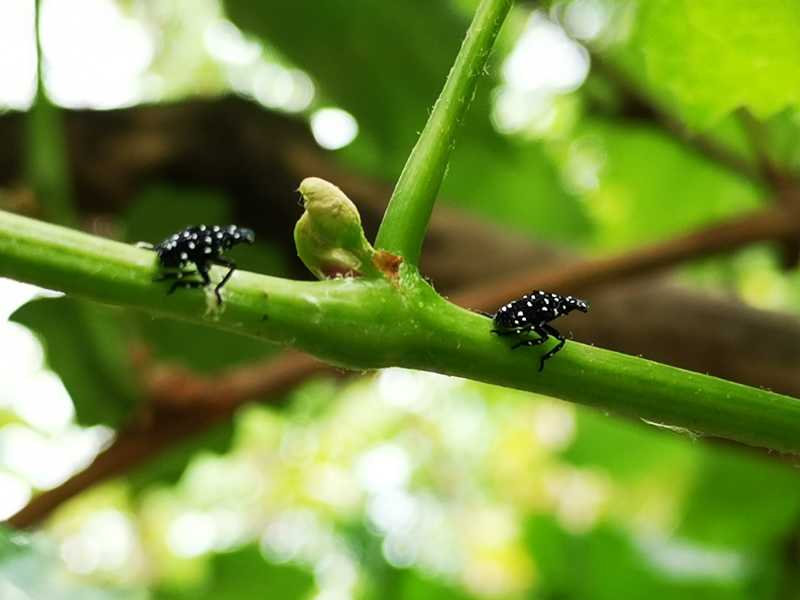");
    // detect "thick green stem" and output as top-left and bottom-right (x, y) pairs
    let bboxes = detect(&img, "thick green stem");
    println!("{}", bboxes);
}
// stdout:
(2, 210), (800, 455)
(374, 0), (513, 266)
